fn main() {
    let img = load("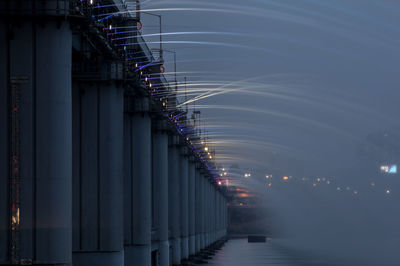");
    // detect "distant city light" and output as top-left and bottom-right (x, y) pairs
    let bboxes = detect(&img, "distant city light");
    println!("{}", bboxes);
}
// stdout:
(380, 165), (397, 174)
(244, 173), (251, 178)
(386, 189), (391, 195)
(267, 183), (272, 188)
(204, 147), (209, 152)
(265, 175), (272, 179)
(282, 176), (289, 181)
(370, 182), (375, 187)
(313, 183), (317, 187)
(337, 187), (341, 191)
(218, 181), (222, 185)
(353, 190), (358, 195)
(326, 180), (331, 185)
